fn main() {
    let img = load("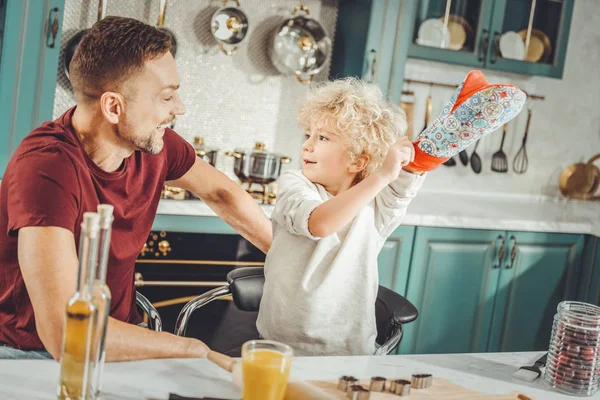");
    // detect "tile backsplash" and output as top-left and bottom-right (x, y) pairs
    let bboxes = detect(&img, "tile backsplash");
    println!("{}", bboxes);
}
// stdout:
(53, 0), (338, 180)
